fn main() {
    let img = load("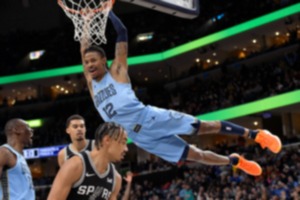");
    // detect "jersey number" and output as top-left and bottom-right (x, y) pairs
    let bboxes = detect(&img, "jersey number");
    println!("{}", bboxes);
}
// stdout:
(103, 103), (117, 119)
